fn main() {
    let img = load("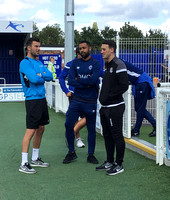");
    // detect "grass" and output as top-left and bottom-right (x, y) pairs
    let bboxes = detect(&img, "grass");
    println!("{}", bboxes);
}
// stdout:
(137, 126), (156, 145)
(0, 102), (170, 200)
